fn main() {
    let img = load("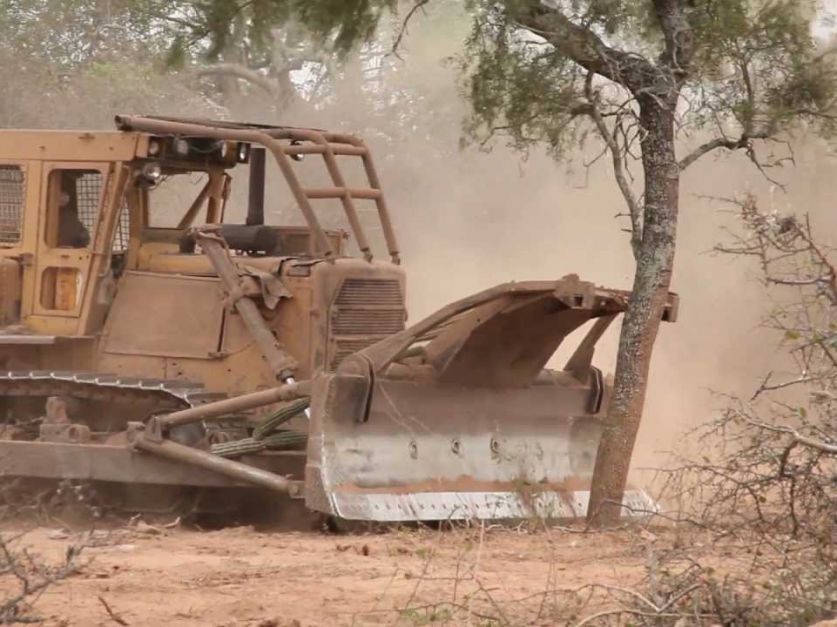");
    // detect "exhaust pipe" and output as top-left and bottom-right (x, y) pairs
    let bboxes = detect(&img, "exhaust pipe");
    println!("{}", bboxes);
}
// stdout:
(247, 147), (266, 226)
